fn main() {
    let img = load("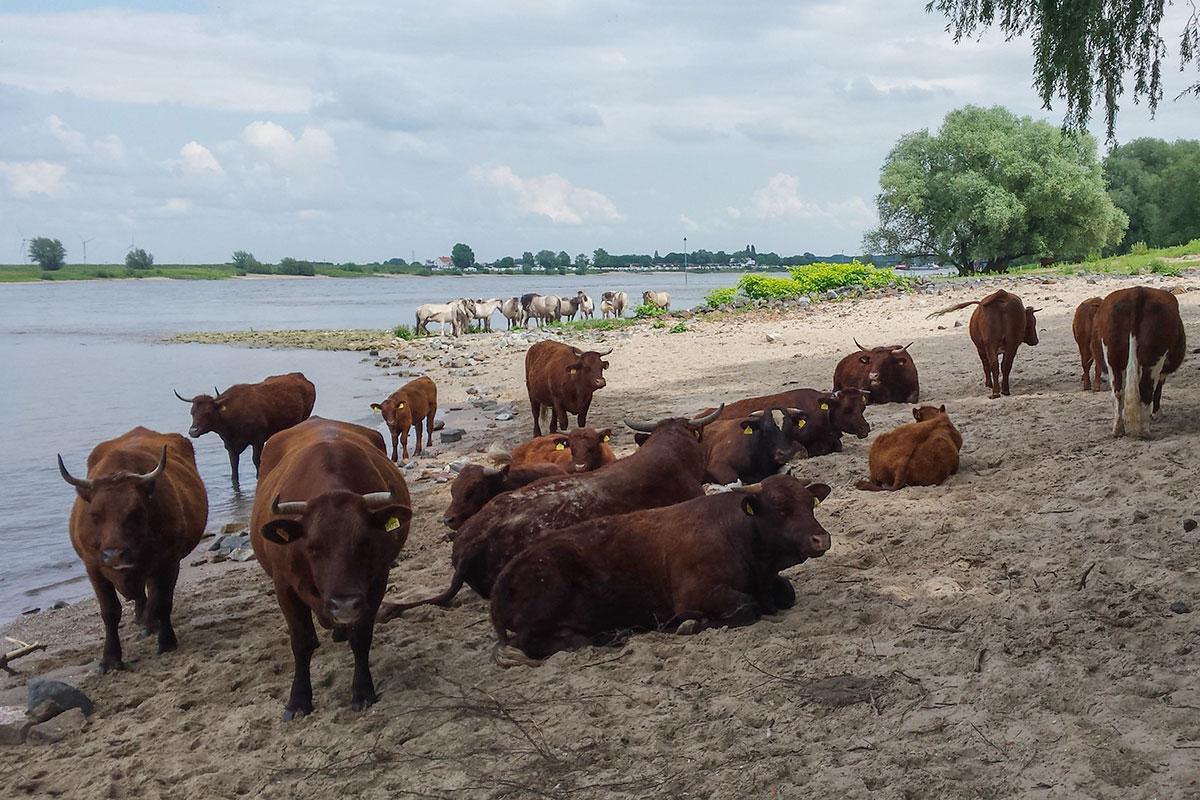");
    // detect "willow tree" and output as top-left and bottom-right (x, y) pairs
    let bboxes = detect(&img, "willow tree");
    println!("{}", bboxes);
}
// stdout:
(928, 1), (1200, 139)
(864, 105), (1128, 275)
